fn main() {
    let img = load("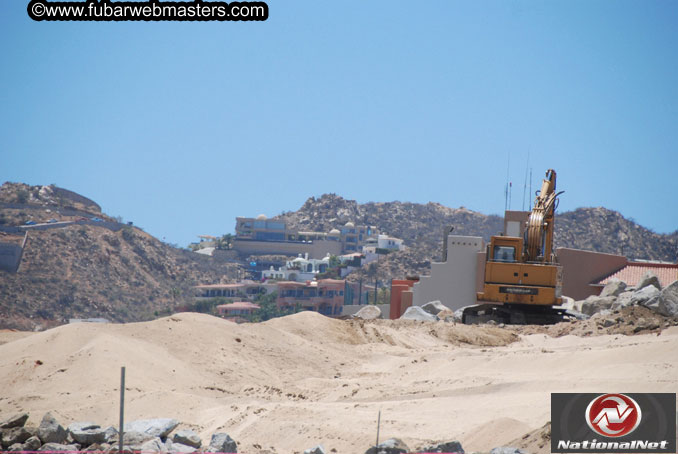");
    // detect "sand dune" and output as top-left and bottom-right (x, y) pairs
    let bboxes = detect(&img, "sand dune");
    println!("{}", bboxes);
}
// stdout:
(1, 312), (676, 453)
